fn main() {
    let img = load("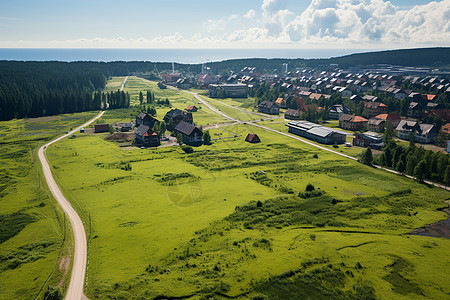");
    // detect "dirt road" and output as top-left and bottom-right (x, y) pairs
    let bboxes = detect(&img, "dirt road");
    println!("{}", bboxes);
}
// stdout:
(38, 111), (105, 300)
